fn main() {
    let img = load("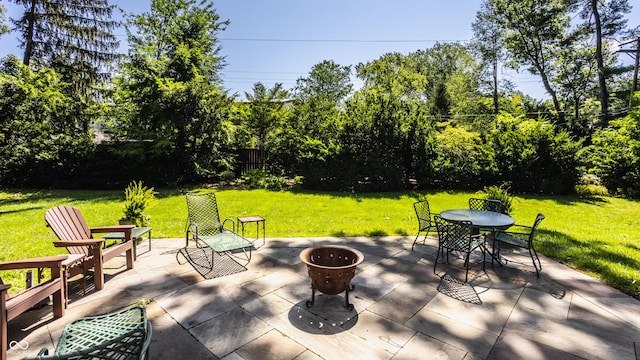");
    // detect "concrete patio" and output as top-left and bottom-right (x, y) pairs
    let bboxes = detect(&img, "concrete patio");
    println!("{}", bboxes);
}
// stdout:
(6, 235), (640, 359)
